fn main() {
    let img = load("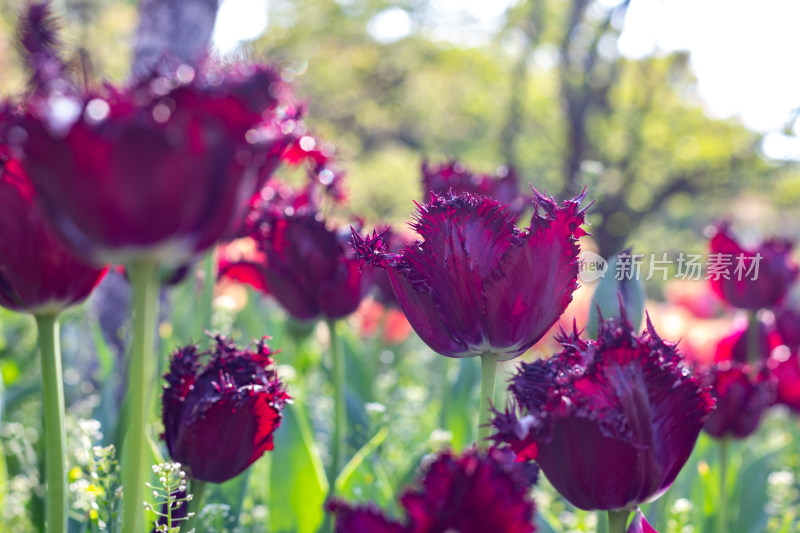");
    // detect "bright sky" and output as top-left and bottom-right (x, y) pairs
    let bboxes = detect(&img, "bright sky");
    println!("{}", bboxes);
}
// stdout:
(619, 0), (800, 159)
(212, 0), (800, 158)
